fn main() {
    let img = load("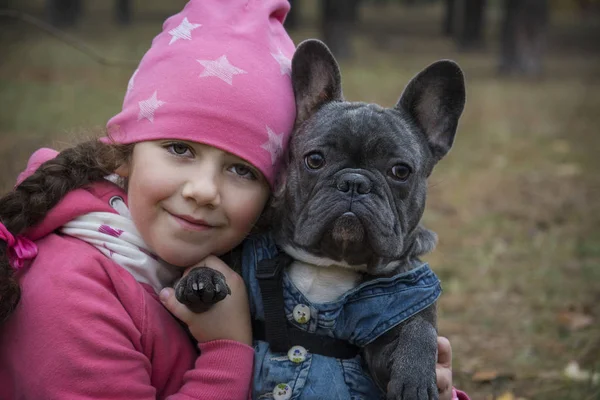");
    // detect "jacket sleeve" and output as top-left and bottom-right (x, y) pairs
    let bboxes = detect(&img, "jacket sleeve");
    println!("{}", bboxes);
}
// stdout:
(6, 243), (253, 400)
(175, 340), (255, 400)
(453, 388), (471, 400)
